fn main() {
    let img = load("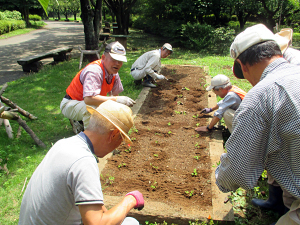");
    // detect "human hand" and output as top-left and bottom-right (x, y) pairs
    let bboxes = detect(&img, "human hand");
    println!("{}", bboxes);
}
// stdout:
(116, 96), (136, 107)
(200, 108), (212, 114)
(156, 74), (166, 80)
(125, 190), (144, 210)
